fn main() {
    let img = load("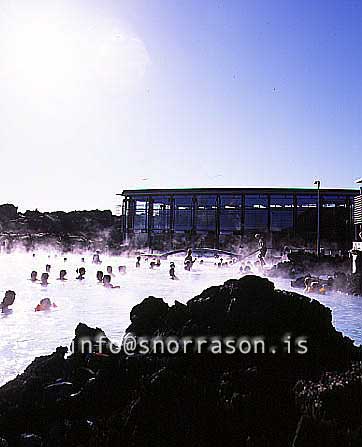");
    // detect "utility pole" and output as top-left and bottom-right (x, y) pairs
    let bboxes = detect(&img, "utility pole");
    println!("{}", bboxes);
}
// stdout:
(314, 180), (321, 257)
